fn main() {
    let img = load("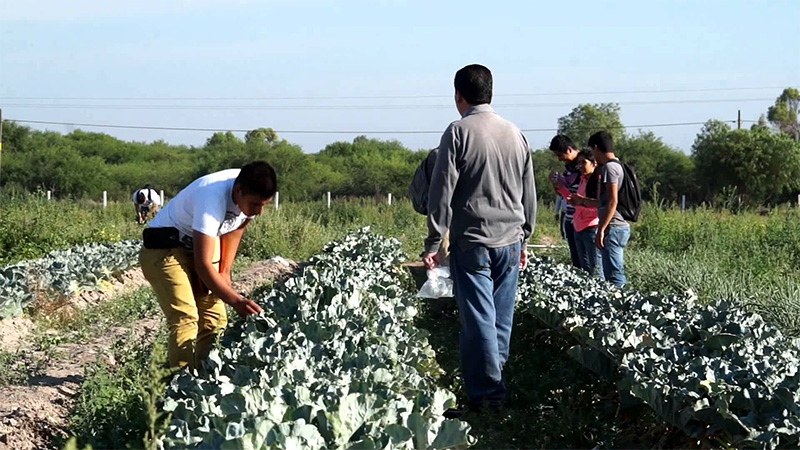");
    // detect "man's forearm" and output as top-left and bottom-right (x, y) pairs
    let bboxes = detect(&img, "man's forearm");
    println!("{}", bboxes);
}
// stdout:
(219, 227), (246, 274)
(599, 198), (616, 231)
